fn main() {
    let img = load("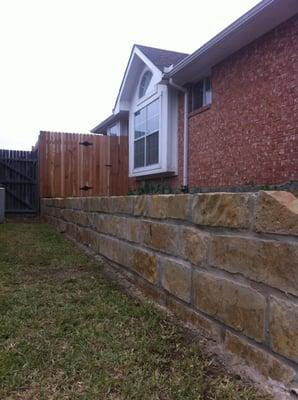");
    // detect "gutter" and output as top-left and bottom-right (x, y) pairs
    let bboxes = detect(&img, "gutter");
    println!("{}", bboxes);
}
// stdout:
(167, 78), (189, 191)
(167, 0), (276, 79)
